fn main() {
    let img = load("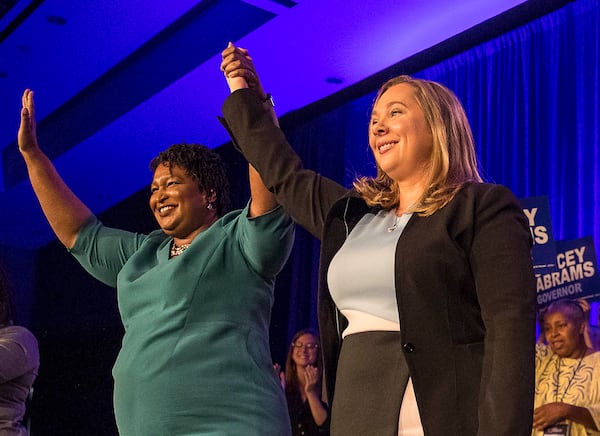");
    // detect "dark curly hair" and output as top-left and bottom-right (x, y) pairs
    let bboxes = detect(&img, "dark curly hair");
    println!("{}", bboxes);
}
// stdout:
(149, 143), (230, 216)
(0, 263), (13, 327)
